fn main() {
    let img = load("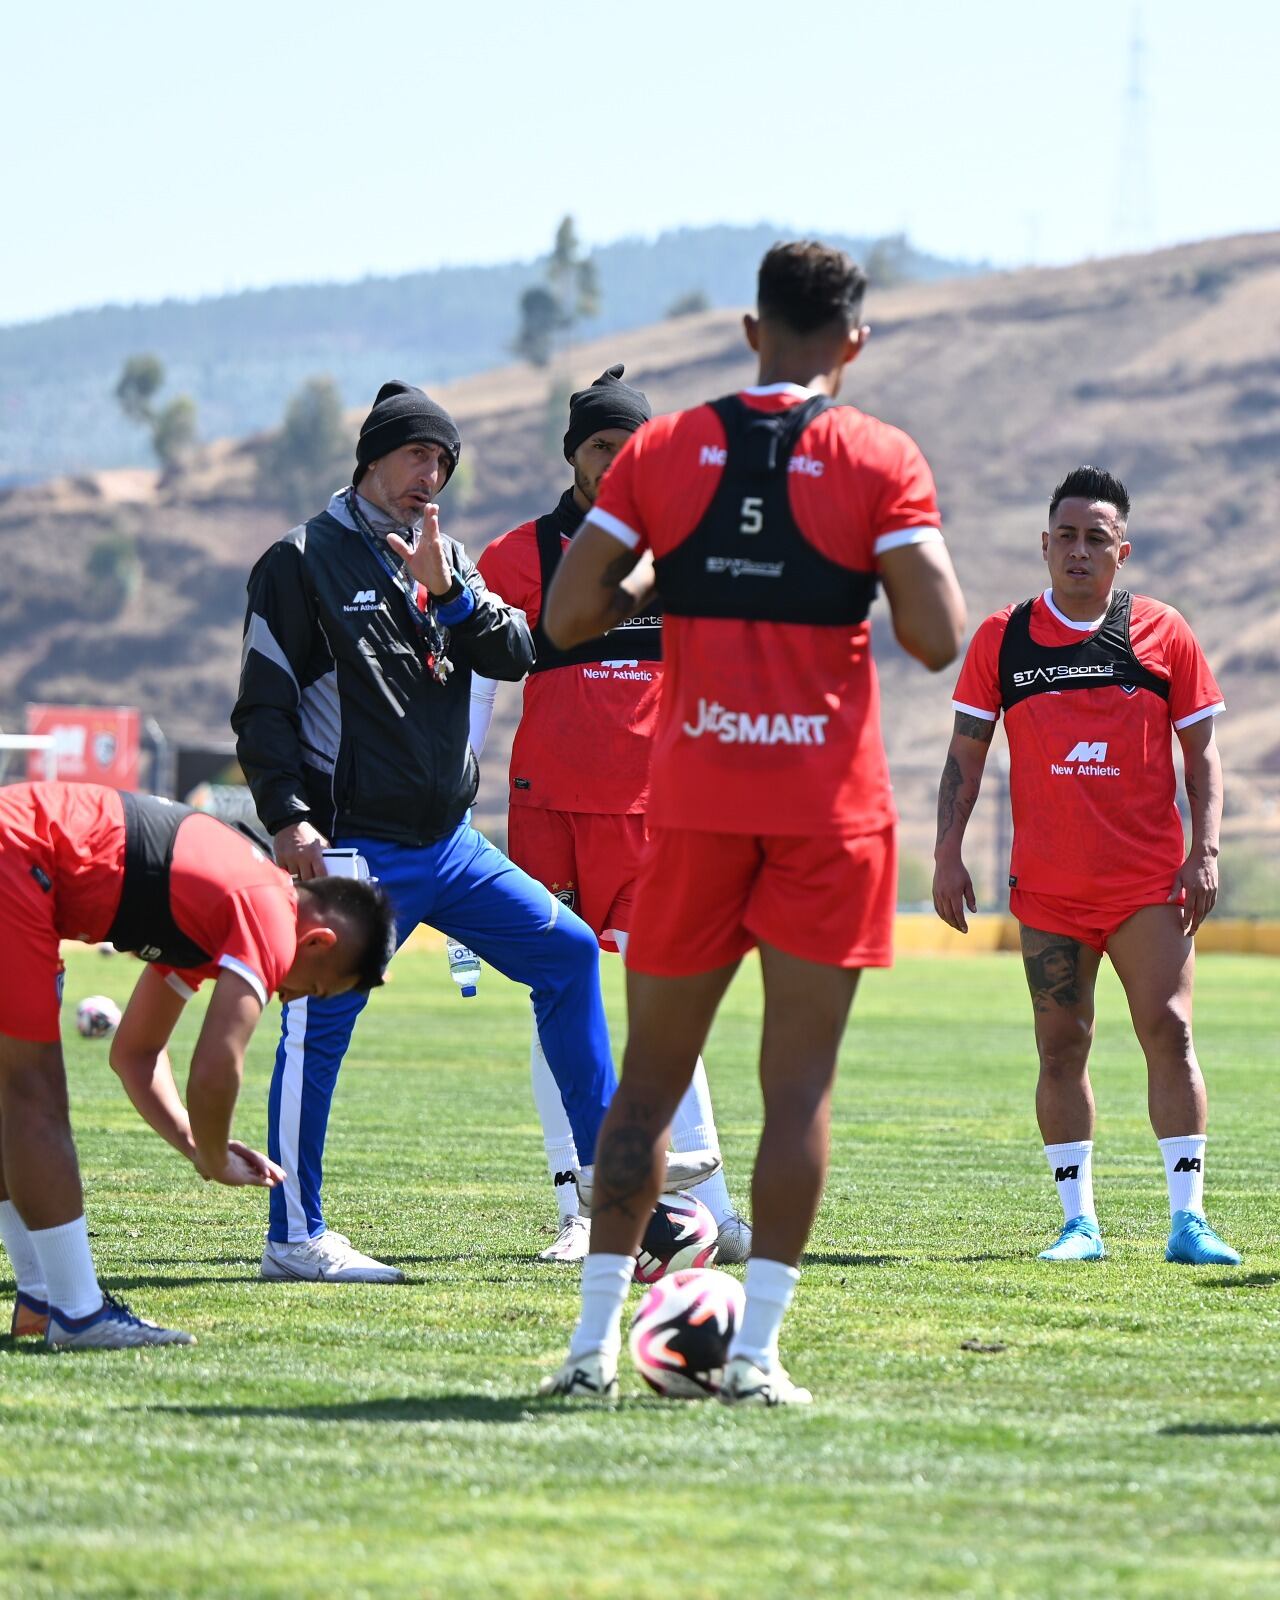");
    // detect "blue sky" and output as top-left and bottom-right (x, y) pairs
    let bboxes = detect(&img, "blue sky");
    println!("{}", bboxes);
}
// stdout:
(6, 0), (1276, 323)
